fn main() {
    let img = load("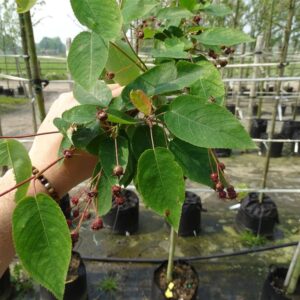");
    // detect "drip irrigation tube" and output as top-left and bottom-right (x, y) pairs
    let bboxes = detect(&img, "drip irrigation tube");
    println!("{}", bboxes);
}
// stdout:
(81, 241), (298, 264)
